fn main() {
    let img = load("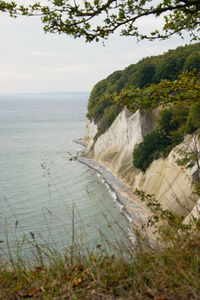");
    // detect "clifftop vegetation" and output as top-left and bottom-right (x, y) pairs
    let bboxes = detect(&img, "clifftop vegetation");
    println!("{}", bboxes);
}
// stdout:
(87, 42), (200, 124)
(87, 43), (200, 173)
